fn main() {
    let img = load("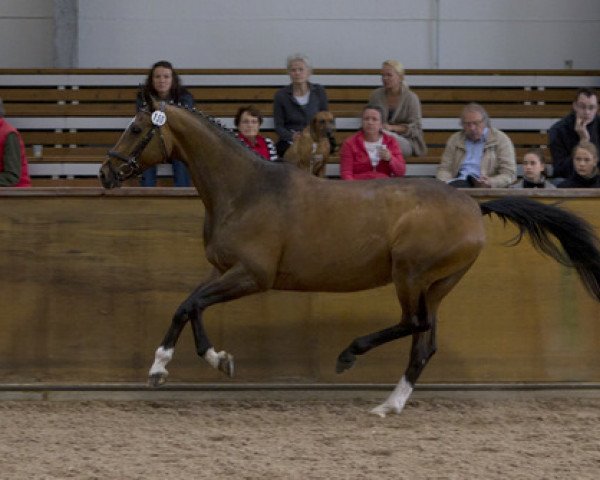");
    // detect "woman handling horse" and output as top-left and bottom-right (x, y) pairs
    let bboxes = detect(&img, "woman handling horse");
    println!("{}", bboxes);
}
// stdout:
(100, 100), (600, 417)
